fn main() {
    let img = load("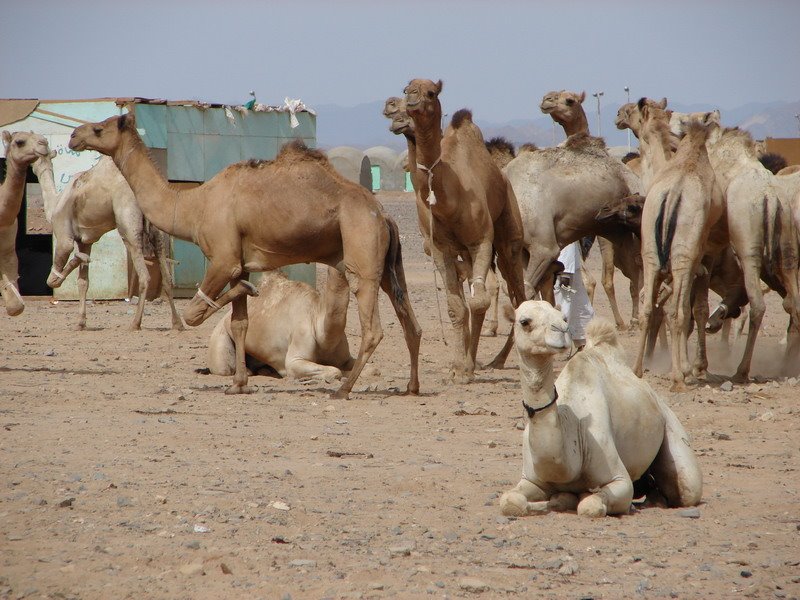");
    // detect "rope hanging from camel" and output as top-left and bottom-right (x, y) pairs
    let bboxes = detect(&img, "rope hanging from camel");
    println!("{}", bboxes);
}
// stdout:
(416, 156), (441, 205)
